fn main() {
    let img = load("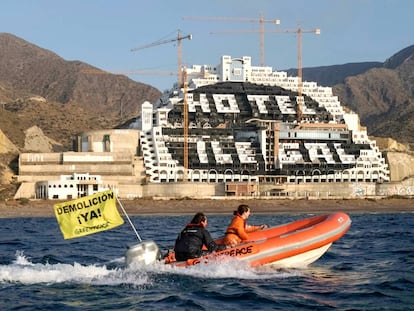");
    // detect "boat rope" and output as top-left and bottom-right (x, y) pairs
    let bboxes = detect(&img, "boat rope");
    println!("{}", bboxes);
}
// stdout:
(116, 196), (142, 242)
